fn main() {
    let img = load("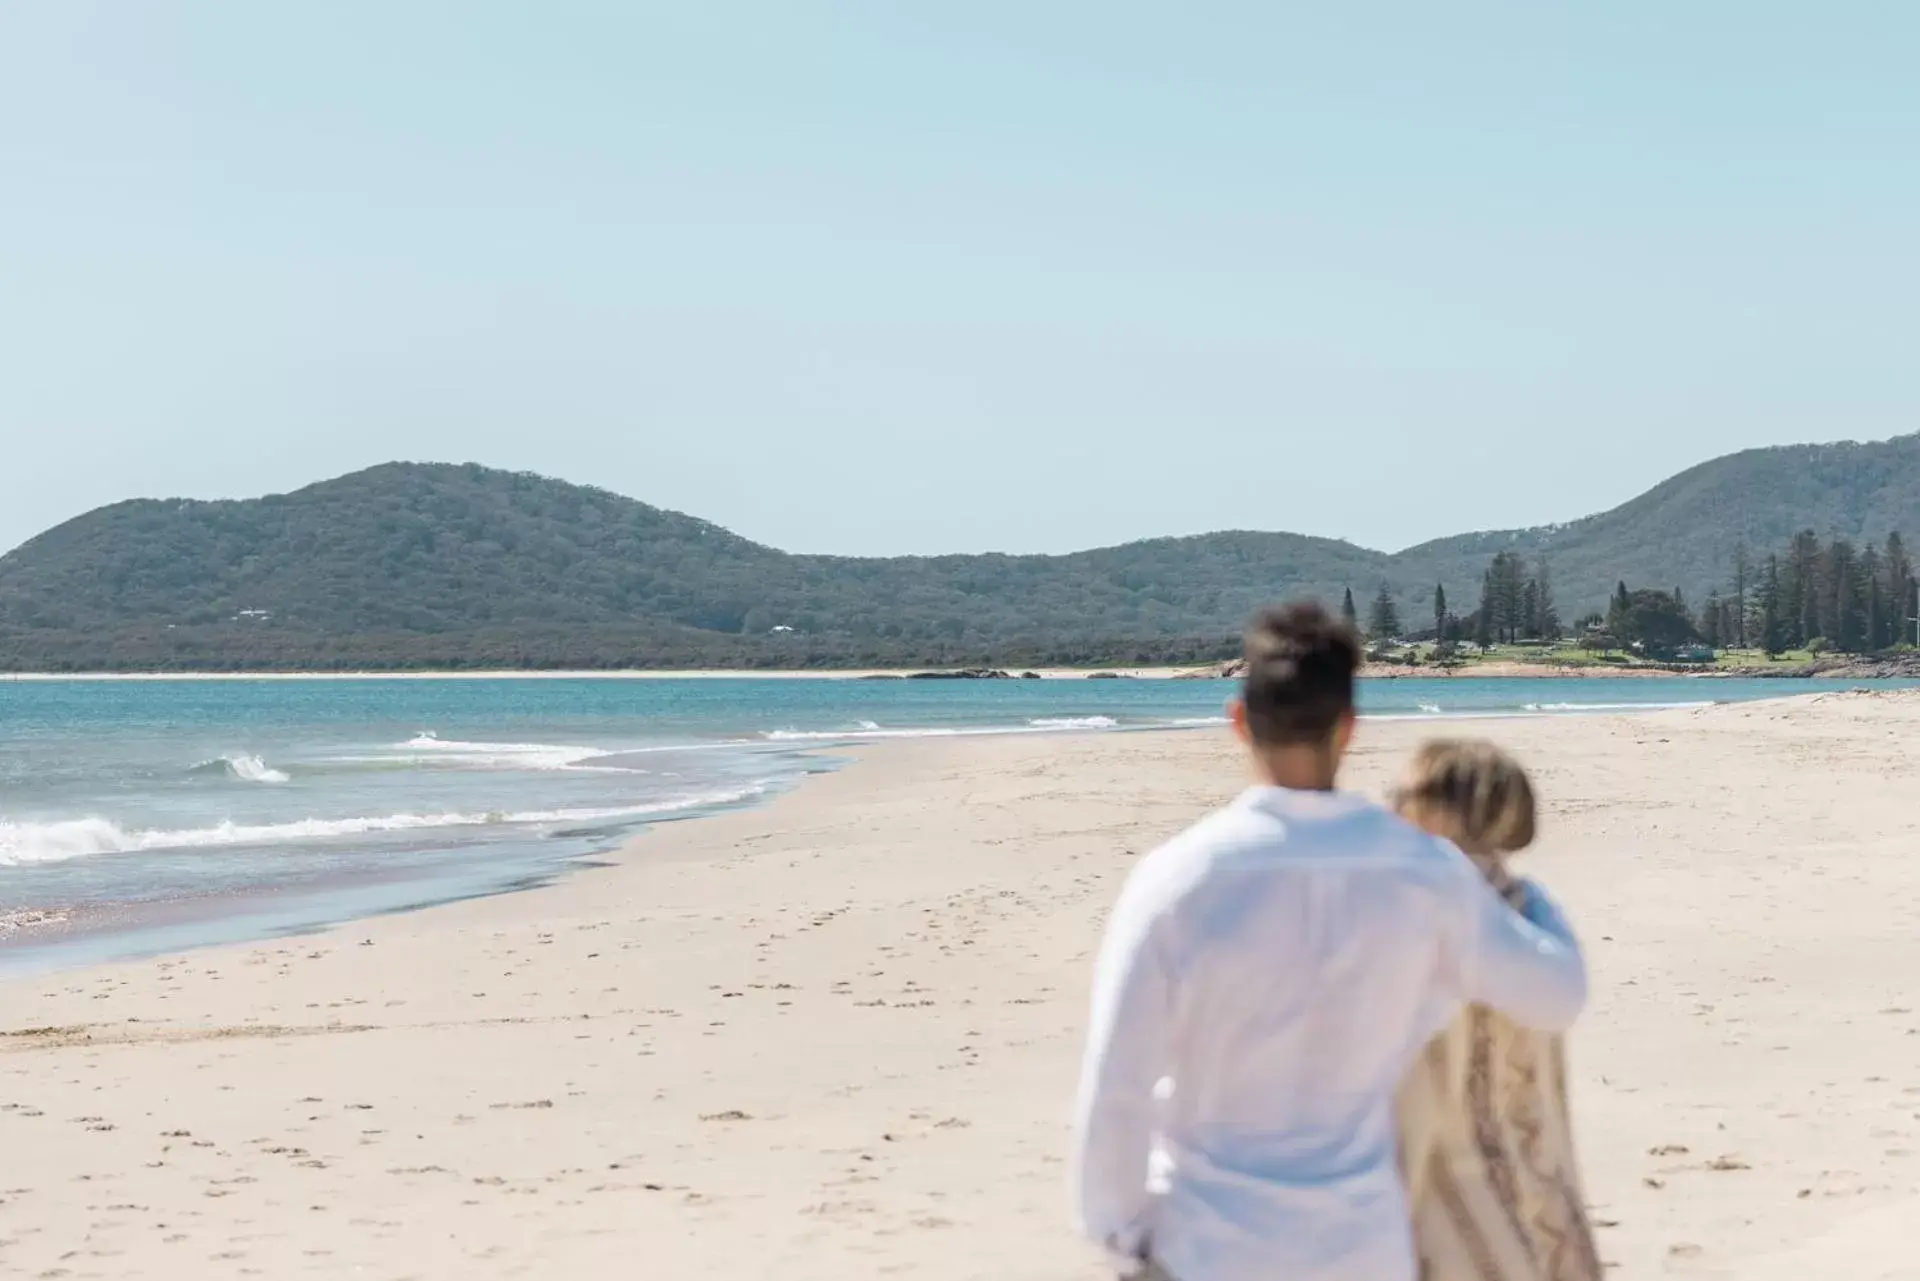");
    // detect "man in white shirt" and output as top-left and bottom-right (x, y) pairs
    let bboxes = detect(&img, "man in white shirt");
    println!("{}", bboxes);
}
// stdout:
(1072, 602), (1587, 1281)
